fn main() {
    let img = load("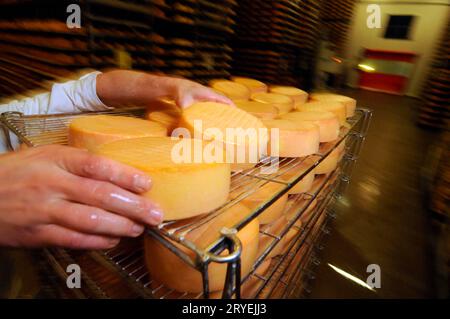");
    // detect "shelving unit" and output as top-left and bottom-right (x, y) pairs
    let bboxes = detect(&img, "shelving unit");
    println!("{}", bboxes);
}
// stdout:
(0, 107), (372, 299)
(230, 0), (323, 90)
(418, 19), (449, 130)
